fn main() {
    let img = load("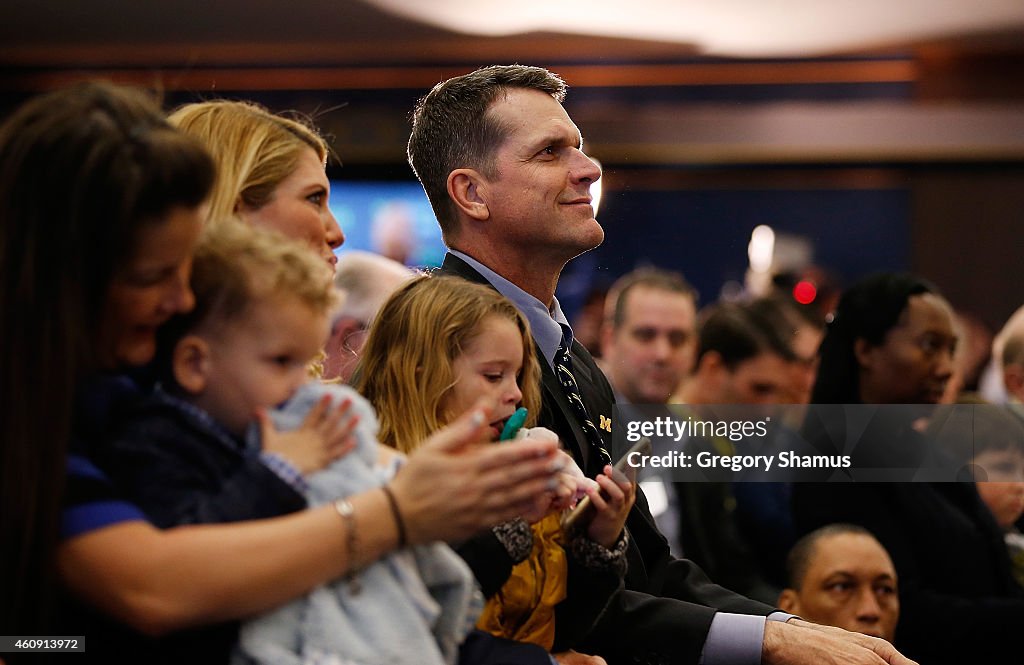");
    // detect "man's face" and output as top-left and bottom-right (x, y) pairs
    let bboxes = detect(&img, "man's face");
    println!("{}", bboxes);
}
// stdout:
(719, 352), (791, 405)
(322, 315), (368, 384)
(857, 293), (957, 404)
(786, 323), (823, 405)
(478, 88), (604, 261)
(603, 286), (696, 404)
(781, 533), (900, 641)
